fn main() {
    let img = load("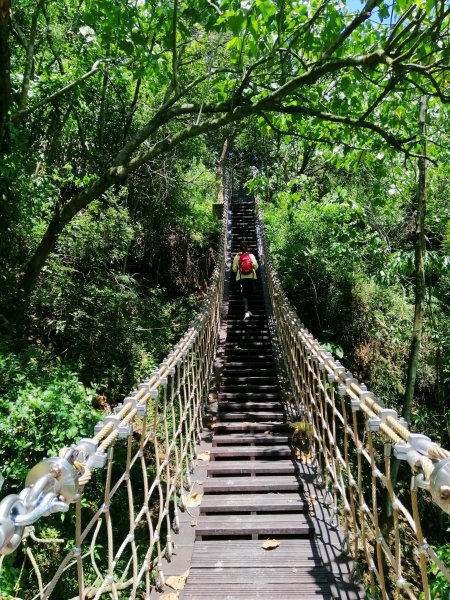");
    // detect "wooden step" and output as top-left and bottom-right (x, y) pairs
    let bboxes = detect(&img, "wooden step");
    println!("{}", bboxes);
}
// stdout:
(200, 493), (305, 514)
(195, 513), (314, 539)
(209, 445), (292, 460)
(219, 387), (280, 396)
(217, 402), (281, 412)
(225, 336), (271, 343)
(212, 433), (290, 445)
(184, 576), (331, 600)
(206, 460), (295, 475)
(224, 345), (273, 352)
(221, 369), (277, 377)
(187, 539), (324, 567)
(217, 410), (284, 421)
(223, 359), (276, 375)
(220, 376), (277, 384)
(226, 331), (269, 338)
(212, 422), (289, 434)
(219, 392), (281, 401)
(203, 475), (301, 493)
